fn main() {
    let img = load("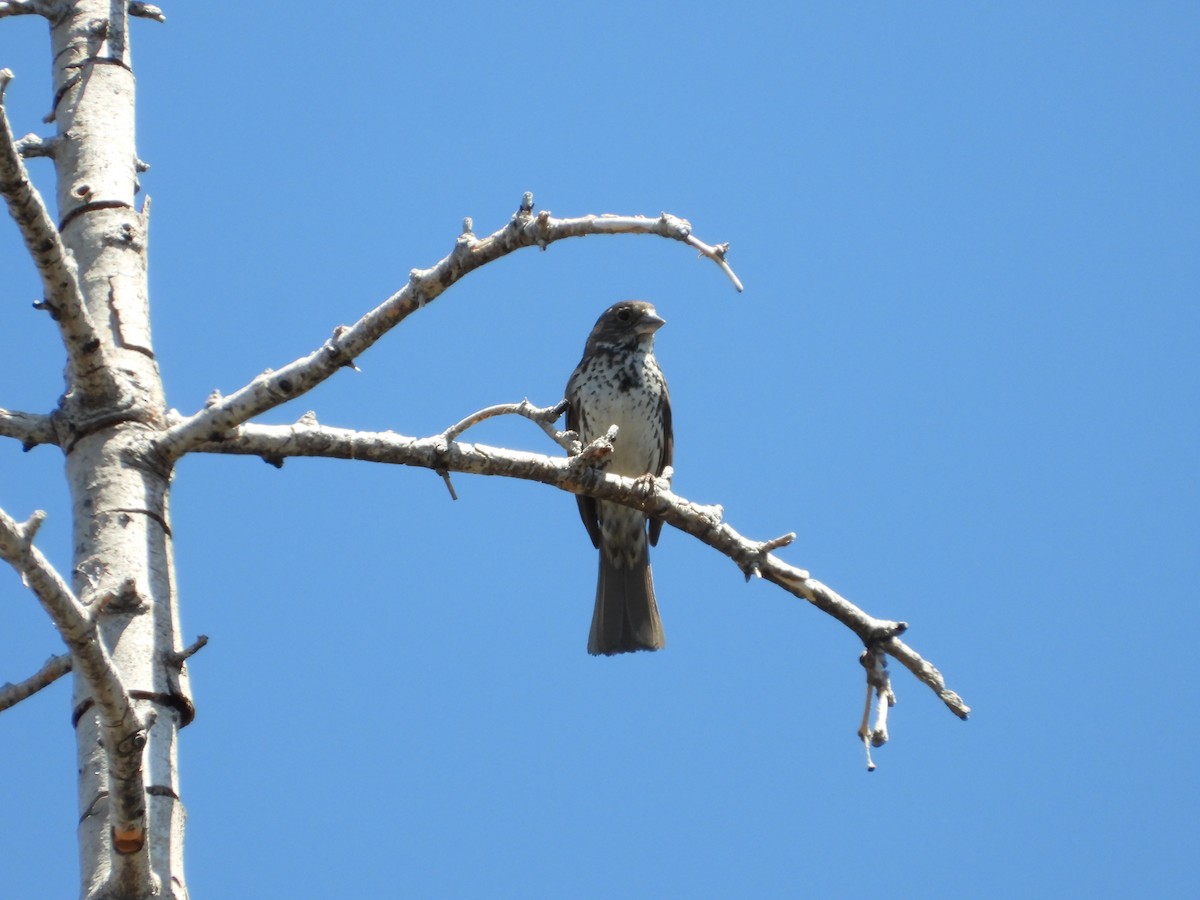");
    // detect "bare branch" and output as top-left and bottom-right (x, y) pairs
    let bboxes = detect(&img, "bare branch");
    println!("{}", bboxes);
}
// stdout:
(0, 70), (109, 389)
(128, 2), (165, 22)
(858, 647), (895, 771)
(0, 407), (59, 449)
(440, 398), (573, 451)
(0, 0), (50, 18)
(164, 634), (207, 669)
(0, 652), (71, 713)
(0, 505), (151, 858)
(155, 197), (742, 461)
(15, 132), (56, 158)
(685, 234), (744, 292)
(189, 419), (971, 729)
